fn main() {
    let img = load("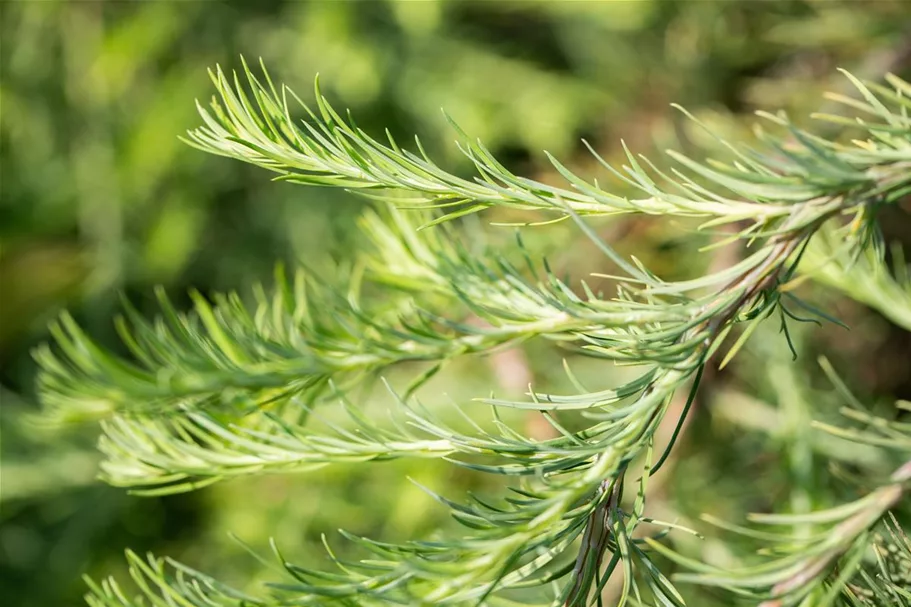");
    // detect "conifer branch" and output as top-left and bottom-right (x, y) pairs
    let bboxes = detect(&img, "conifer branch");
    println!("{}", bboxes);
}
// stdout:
(36, 64), (911, 606)
(184, 60), (910, 232)
(650, 382), (911, 606)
